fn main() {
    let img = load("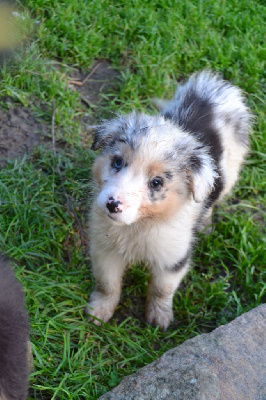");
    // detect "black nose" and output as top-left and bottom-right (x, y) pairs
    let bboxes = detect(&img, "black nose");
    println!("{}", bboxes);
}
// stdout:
(106, 198), (122, 213)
